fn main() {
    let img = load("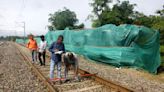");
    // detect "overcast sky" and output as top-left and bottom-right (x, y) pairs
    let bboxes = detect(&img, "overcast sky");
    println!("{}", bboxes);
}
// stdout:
(0, 0), (164, 36)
